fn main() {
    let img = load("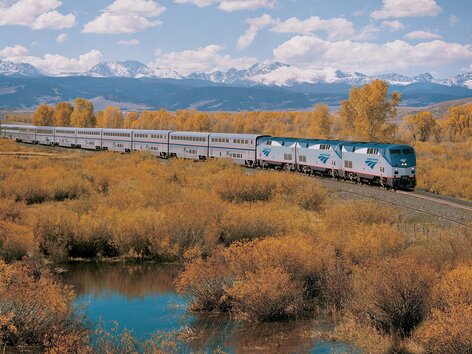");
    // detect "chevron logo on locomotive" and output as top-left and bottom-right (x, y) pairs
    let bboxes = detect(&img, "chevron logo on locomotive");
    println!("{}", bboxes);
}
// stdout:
(318, 154), (330, 164)
(365, 158), (379, 169)
(262, 148), (271, 157)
